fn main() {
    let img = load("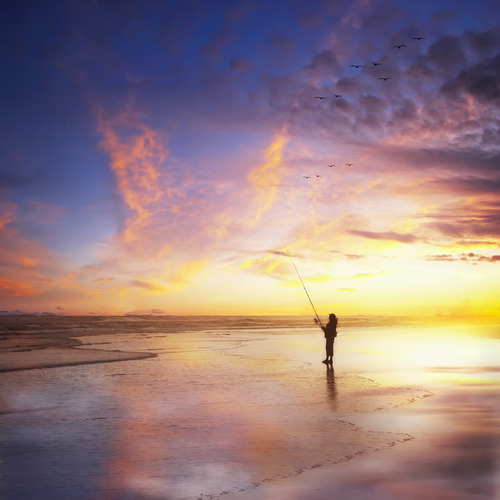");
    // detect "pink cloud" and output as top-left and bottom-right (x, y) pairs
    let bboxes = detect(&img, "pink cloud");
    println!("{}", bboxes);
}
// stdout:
(0, 202), (57, 298)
